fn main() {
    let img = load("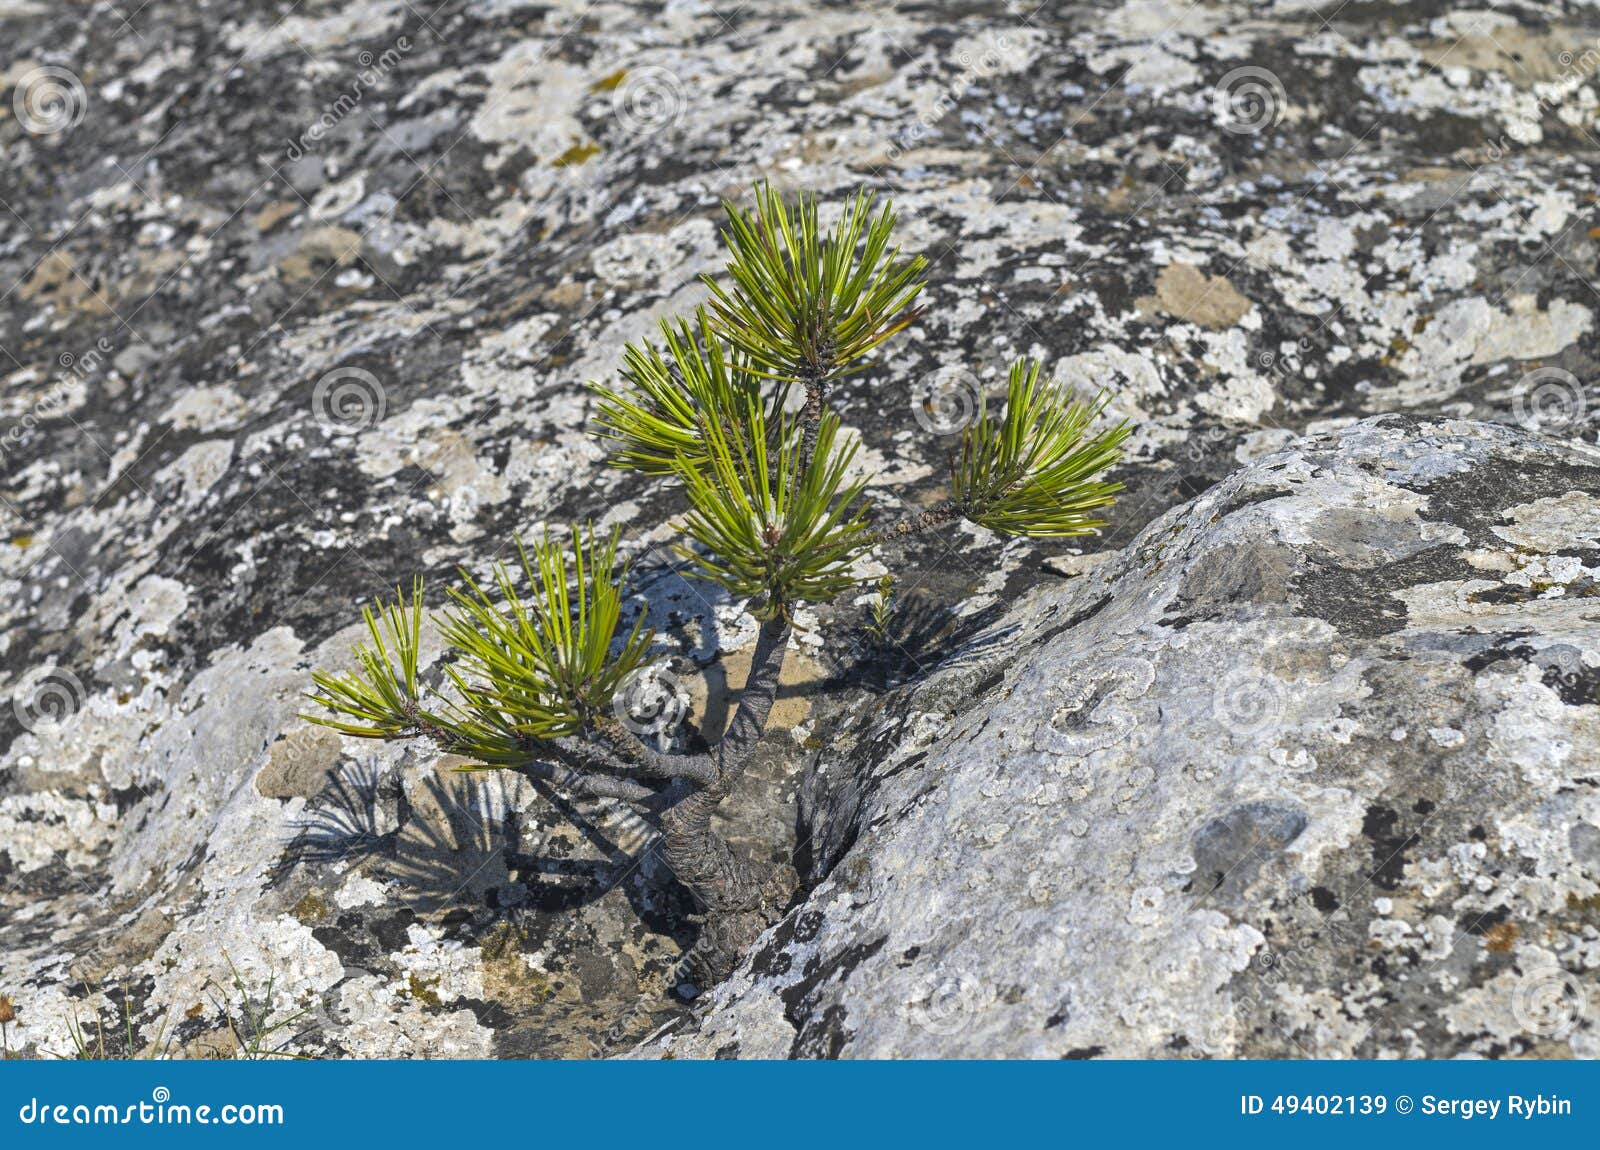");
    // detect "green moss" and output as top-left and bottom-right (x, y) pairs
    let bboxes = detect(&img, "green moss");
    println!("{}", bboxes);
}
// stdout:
(519, 973), (555, 1005)
(290, 892), (331, 925)
(591, 68), (628, 91)
(478, 923), (556, 1007)
(405, 974), (444, 1010)
(1566, 891), (1600, 914)
(552, 141), (601, 167)
(479, 922), (524, 963)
